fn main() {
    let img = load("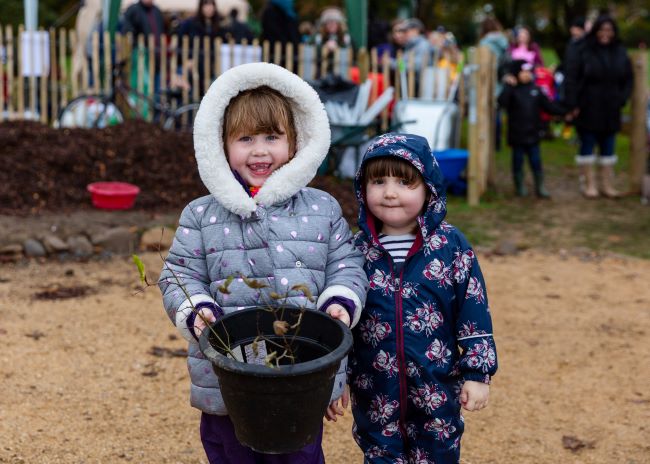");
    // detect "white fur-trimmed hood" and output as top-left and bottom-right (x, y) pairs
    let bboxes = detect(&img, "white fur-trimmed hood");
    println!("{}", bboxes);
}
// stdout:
(193, 63), (331, 217)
